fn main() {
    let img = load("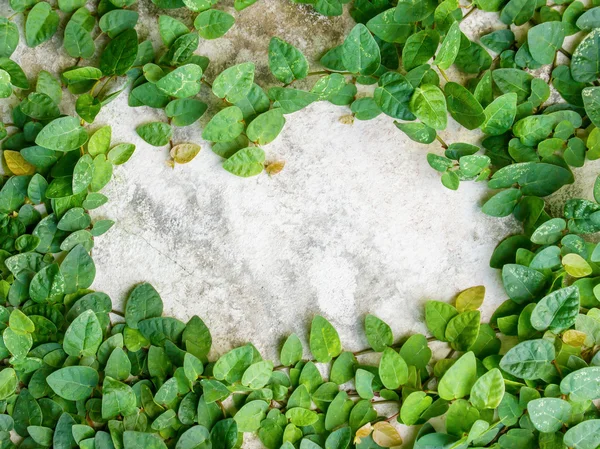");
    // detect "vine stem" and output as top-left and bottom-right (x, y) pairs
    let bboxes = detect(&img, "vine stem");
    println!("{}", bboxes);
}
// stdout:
(436, 134), (449, 149)
(385, 412), (399, 422)
(552, 359), (563, 378)
(96, 76), (114, 99)
(438, 67), (450, 83)
(559, 47), (572, 59)
(306, 70), (354, 77)
(273, 337), (450, 372)
(111, 309), (125, 317)
(462, 7), (476, 20)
